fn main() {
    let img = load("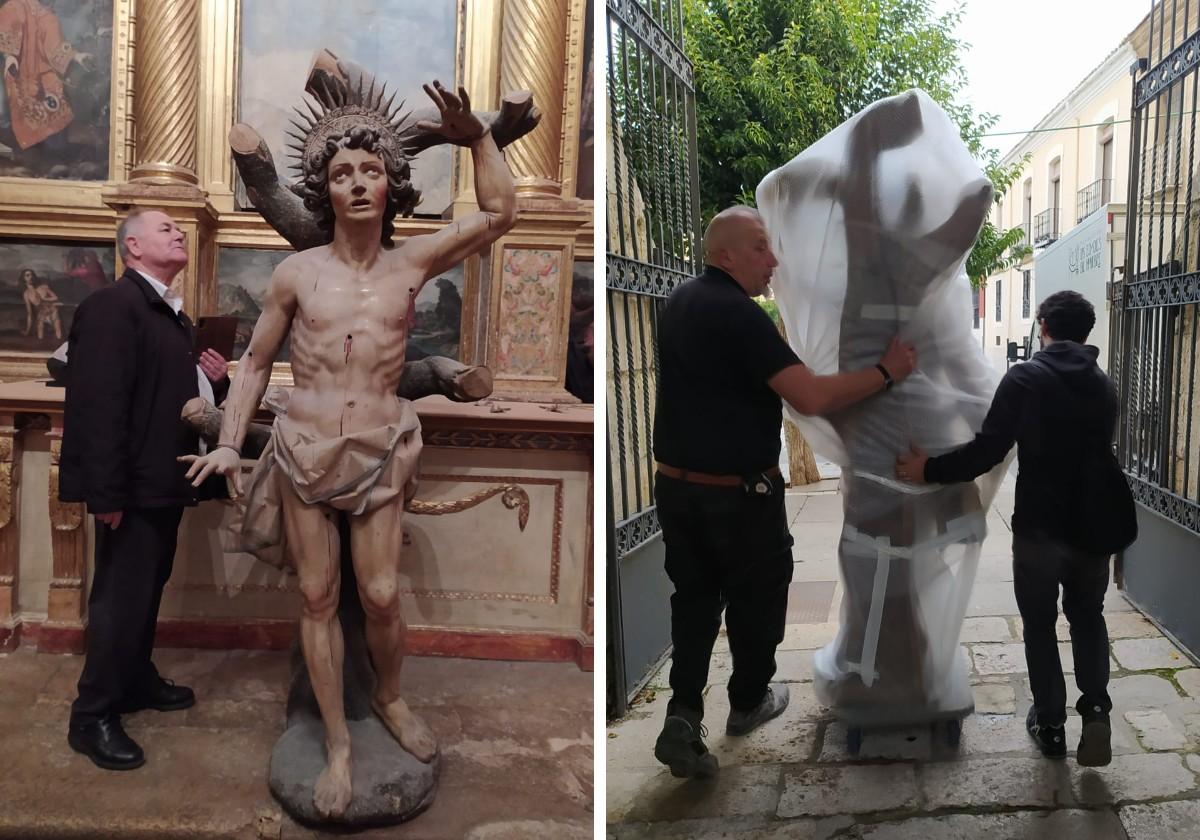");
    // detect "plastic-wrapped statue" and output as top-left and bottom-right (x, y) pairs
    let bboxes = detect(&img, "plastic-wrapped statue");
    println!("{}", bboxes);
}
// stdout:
(756, 89), (1008, 750)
